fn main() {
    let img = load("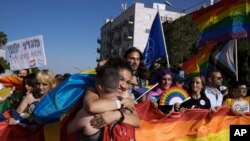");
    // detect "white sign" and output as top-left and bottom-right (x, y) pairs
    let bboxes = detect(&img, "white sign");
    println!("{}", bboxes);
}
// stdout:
(6, 35), (47, 70)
